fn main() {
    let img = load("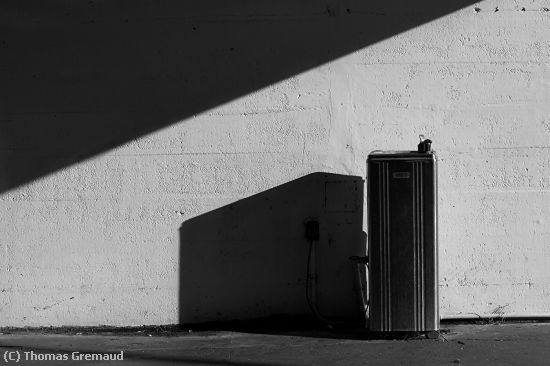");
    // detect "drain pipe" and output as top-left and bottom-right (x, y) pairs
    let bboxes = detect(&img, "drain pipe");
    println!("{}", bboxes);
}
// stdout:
(304, 219), (369, 327)
(349, 255), (369, 327)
